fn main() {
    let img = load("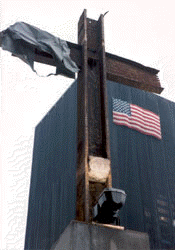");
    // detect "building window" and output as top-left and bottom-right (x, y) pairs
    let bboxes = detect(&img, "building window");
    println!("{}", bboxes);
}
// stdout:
(159, 216), (169, 223)
(157, 207), (169, 215)
(157, 199), (168, 207)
